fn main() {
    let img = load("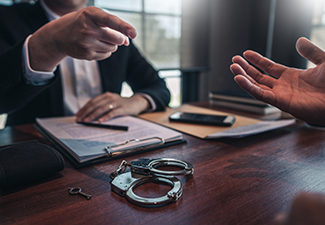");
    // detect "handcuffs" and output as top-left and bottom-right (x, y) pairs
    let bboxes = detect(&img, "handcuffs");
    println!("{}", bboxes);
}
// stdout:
(110, 158), (194, 207)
